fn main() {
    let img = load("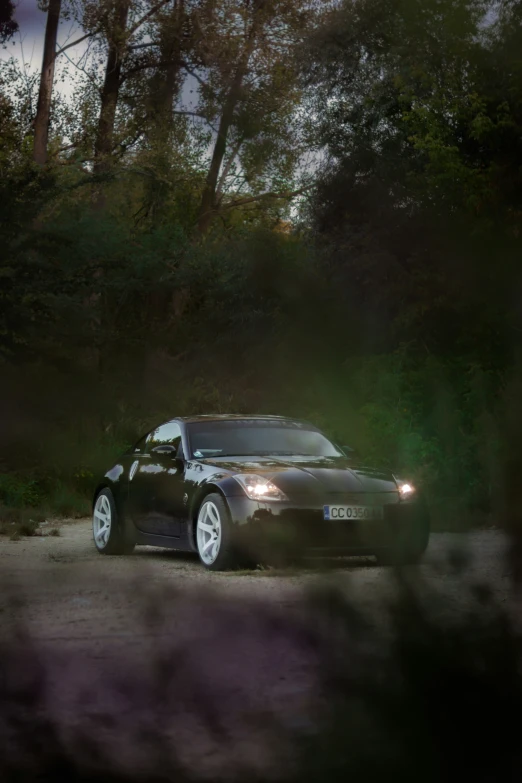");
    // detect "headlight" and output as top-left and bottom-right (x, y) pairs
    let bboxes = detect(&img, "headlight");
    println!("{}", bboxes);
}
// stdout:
(398, 481), (415, 497)
(233, 474), (288, 502)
